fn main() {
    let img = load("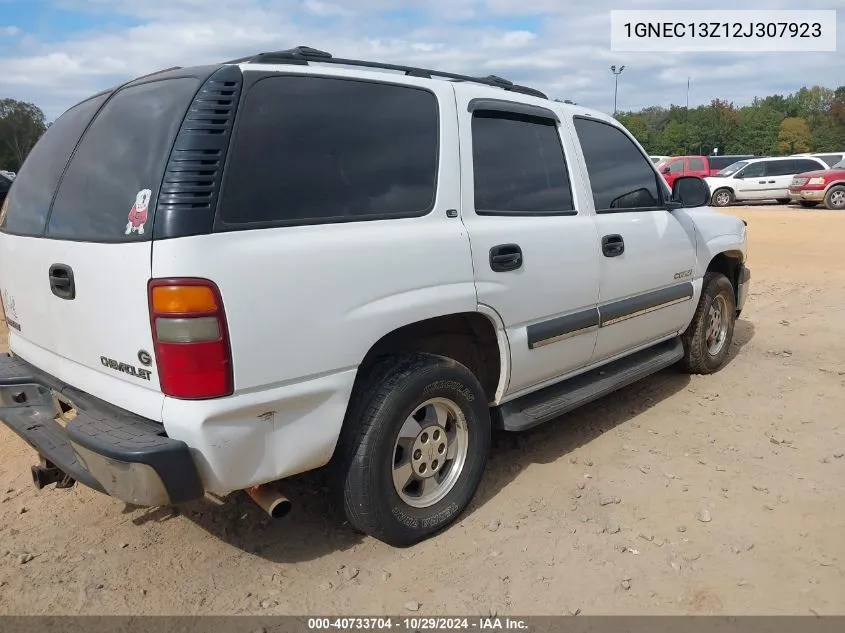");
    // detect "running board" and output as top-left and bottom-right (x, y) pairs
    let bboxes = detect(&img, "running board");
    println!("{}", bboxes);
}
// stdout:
(494, 338), (684, 432)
